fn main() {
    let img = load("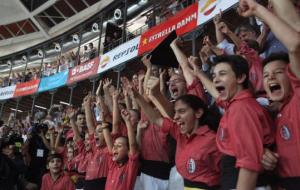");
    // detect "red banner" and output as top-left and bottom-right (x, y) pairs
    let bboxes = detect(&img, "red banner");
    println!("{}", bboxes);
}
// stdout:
(67, 57), (99, 84)
(13, 79), (40, 97)
(138, 3), (198, 55)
